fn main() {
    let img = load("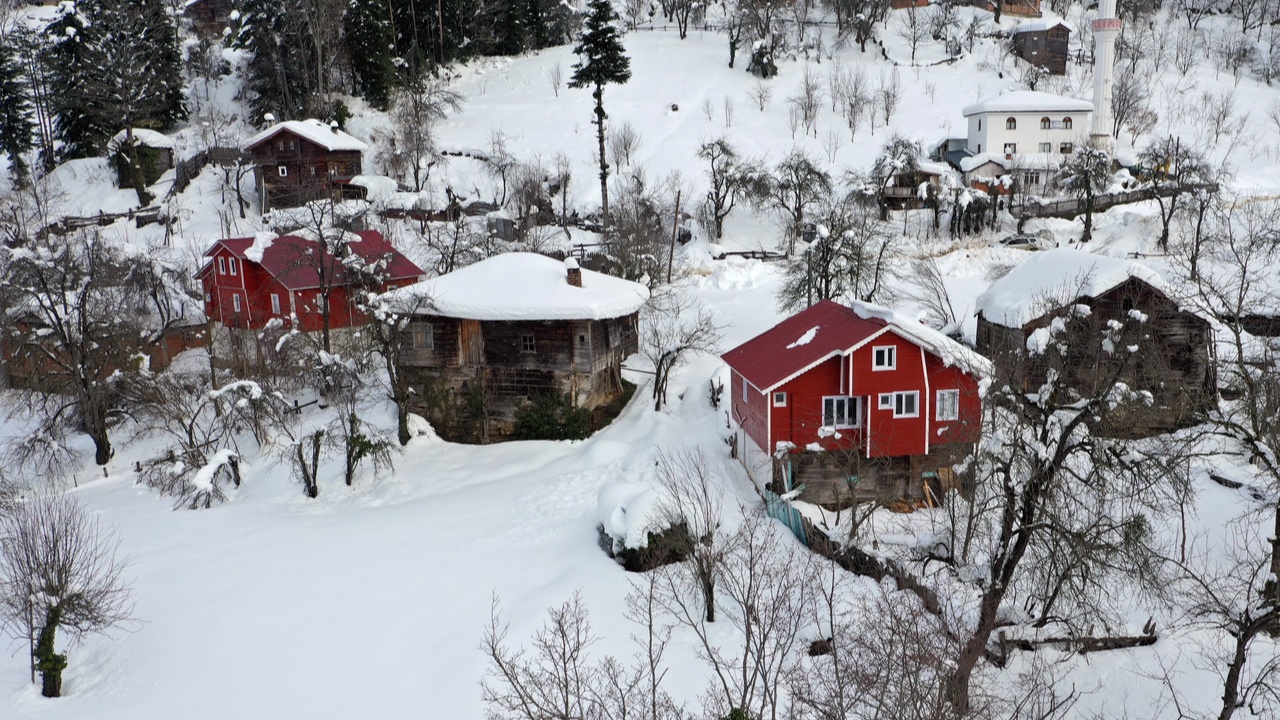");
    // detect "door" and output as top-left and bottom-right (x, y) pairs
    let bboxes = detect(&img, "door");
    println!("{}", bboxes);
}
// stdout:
(459, 320), (483, 366)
